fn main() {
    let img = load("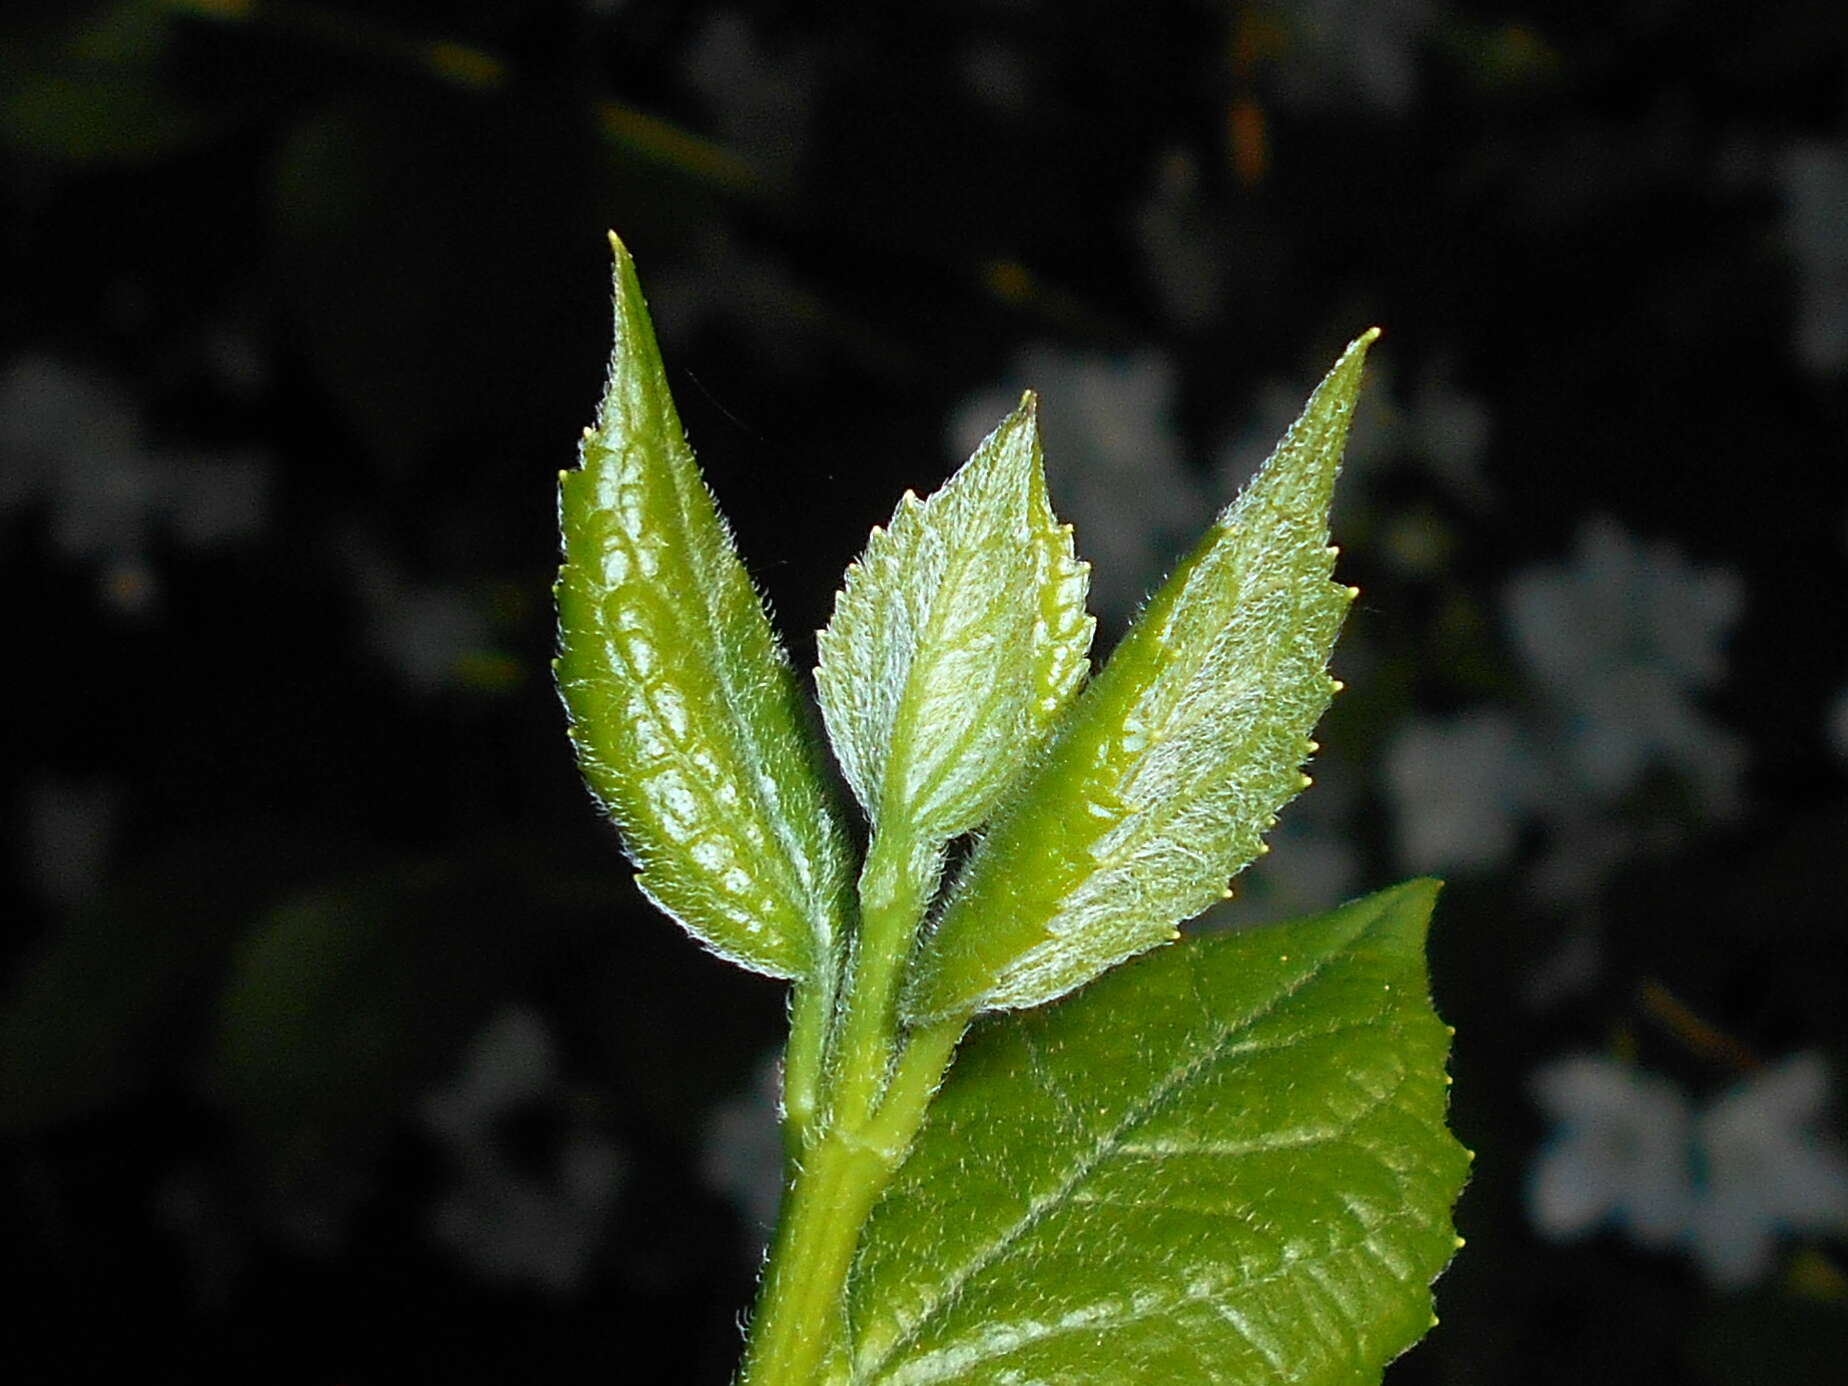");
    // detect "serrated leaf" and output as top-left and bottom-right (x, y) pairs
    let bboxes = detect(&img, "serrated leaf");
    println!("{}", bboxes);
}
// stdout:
(1026, 460), (1094, 731)
(556, 234), (852, 980)
(904, 332), (1374, 1021)
(847, 881), (1468, 1386)
(816, 395), (1093, 840)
